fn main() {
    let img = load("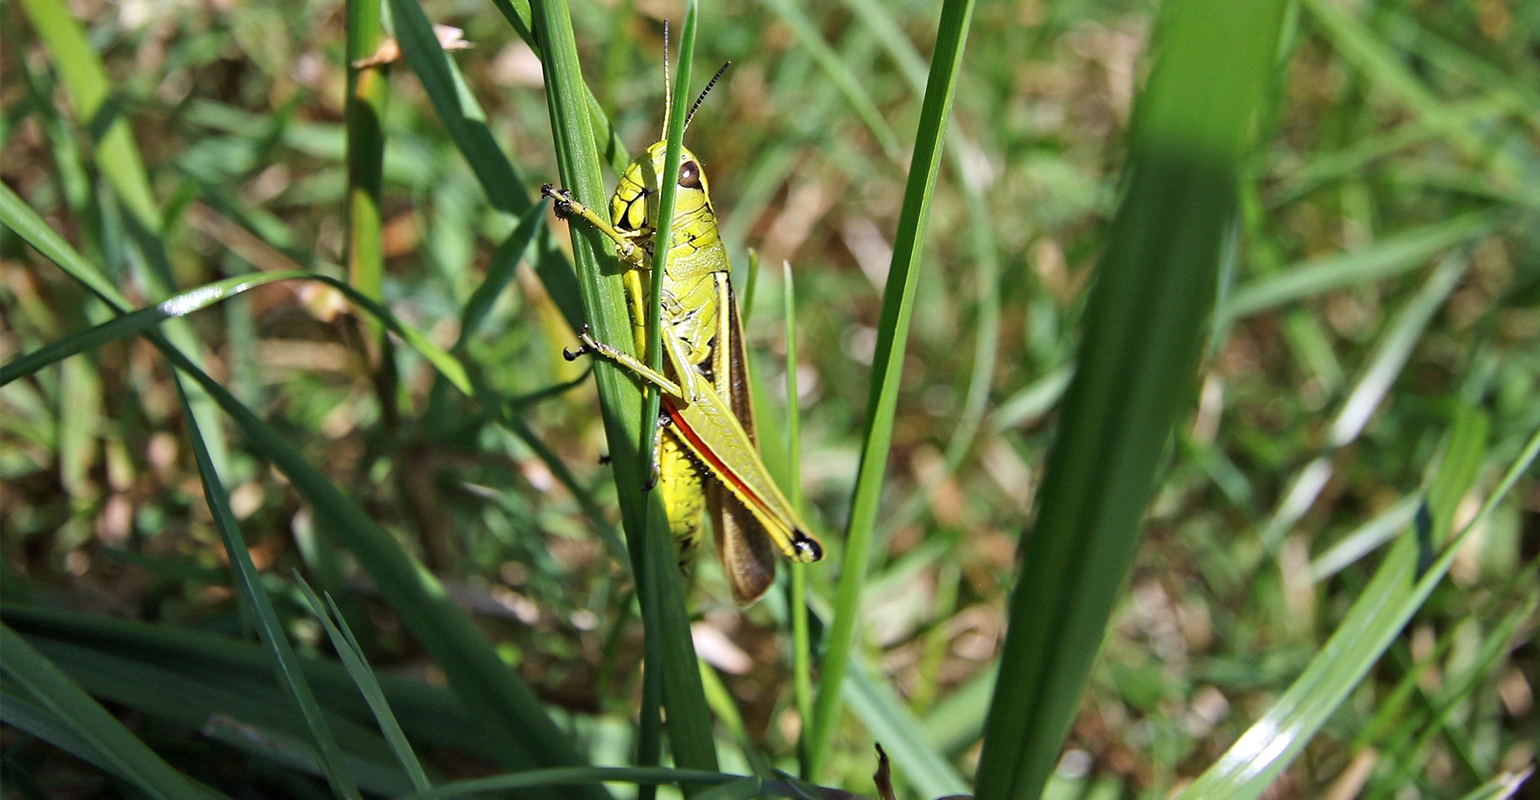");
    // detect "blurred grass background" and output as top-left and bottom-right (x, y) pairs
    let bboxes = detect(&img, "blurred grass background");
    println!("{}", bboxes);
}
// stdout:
(2, 0), (1539, 797)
